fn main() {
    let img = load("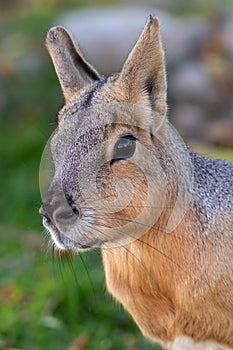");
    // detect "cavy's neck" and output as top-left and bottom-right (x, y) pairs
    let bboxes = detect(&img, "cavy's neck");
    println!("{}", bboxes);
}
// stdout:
(101, 218), (188, 342)
(101, 207), (203, 344)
